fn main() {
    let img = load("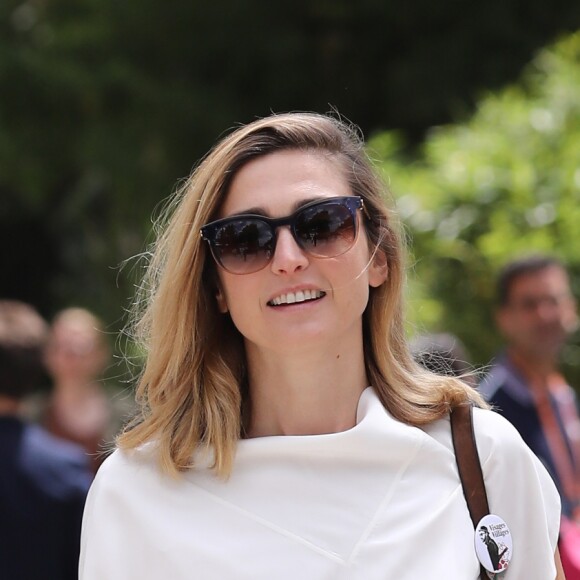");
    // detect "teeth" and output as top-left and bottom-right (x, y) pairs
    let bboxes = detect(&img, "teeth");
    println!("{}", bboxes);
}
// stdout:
(270, 290), (325, 306)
